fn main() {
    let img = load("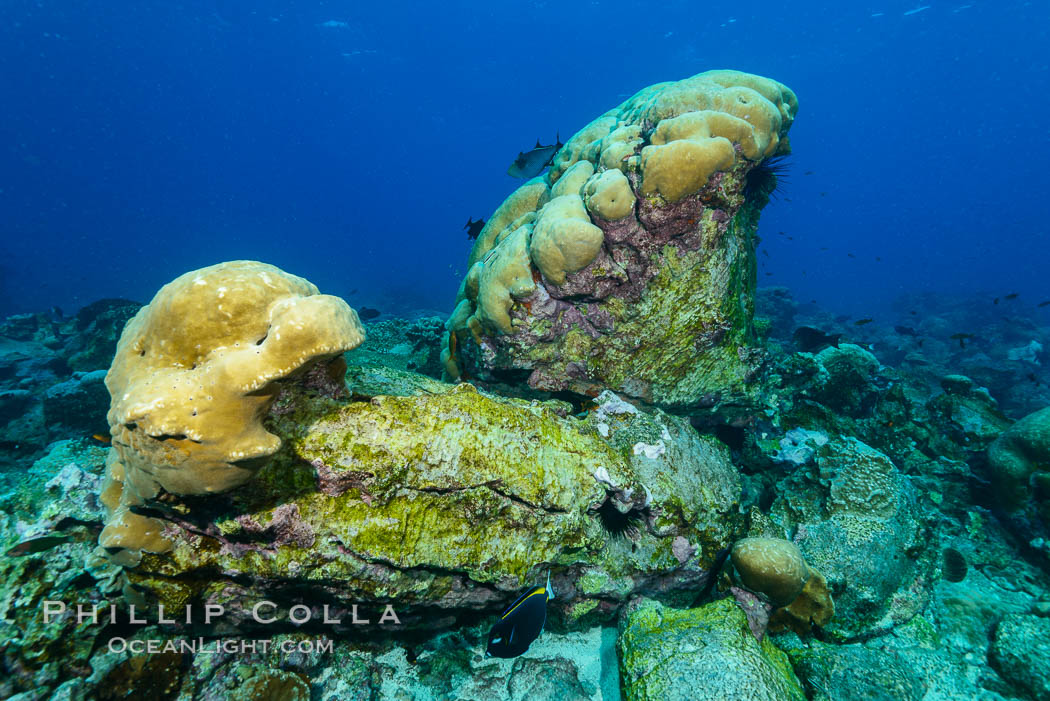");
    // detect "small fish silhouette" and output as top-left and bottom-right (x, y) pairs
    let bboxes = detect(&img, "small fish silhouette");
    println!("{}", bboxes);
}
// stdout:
(464, 217), (485, 240)
(507, 134), (563, 179)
